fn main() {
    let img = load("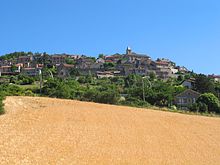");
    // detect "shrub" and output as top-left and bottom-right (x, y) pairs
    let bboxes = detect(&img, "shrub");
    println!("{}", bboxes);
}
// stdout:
(24, 90), (35, 96)
(121, 97), (150, 107)
(197, 93), (220, 113)
(170, 105), (177, 110)
(197, 102), (208, 113)
(0, 95), (5, 115)
(42, 79), (71, 98)
(17, 75), (34, 85)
